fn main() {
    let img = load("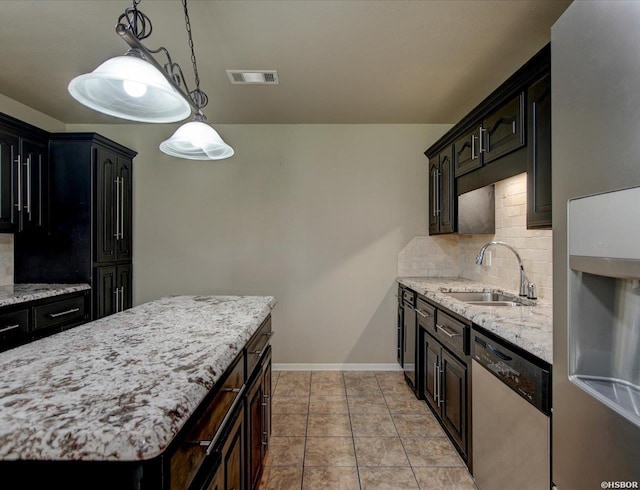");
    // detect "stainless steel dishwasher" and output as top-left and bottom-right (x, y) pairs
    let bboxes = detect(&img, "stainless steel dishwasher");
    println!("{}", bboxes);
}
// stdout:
(472, 328), (551, 490)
